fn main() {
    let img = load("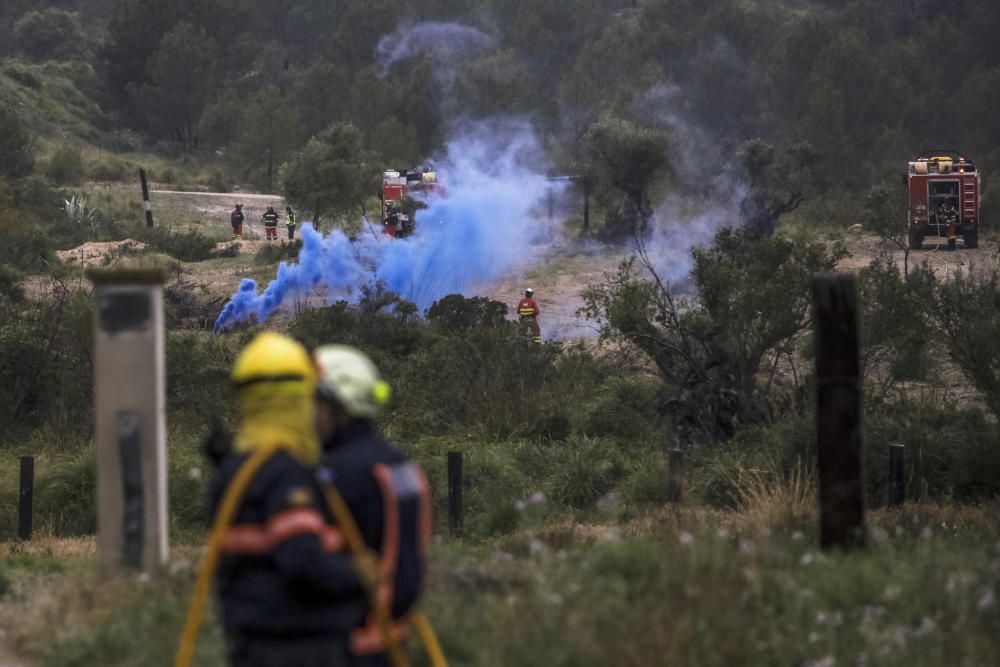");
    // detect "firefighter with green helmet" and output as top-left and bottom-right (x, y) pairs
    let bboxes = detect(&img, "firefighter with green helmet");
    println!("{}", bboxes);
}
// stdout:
(313, 345), (433, 667)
